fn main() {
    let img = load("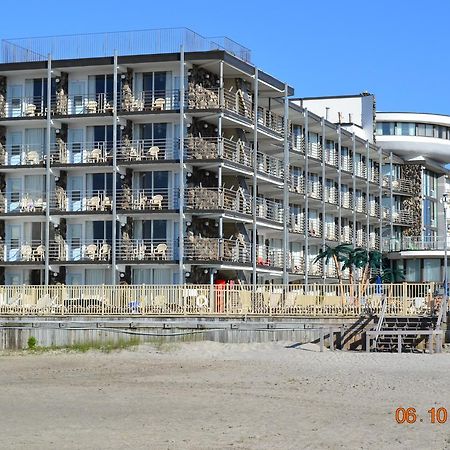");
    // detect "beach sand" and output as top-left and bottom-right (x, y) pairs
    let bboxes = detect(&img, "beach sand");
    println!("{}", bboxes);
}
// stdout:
(0, 341), (449, 449)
